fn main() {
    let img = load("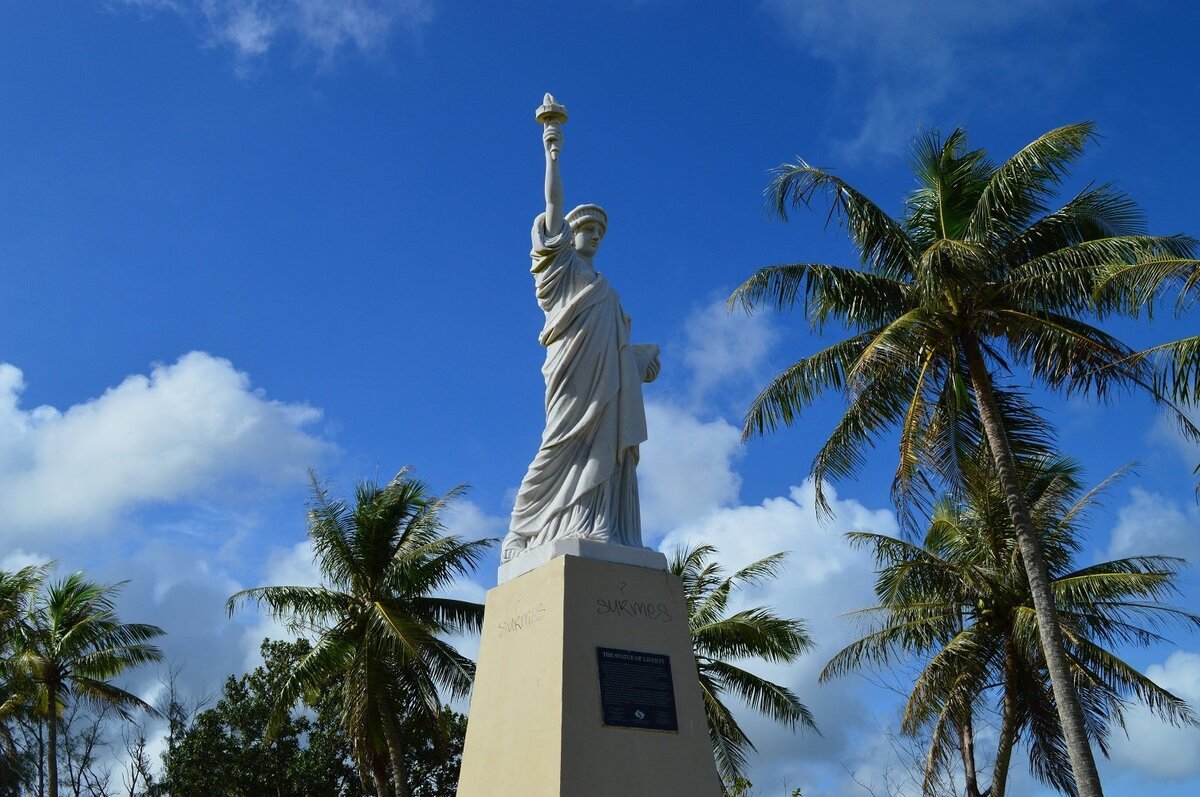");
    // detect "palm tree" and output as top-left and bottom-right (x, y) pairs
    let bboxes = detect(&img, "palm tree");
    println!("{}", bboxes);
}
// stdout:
(822, 455), (1200, 797)
(0, 565), (50, 785)
(12, 572), (164, 797)
(670, 544), (817, 790)
(730, 123), (1199, 796)
(227, 469), (491, 797)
